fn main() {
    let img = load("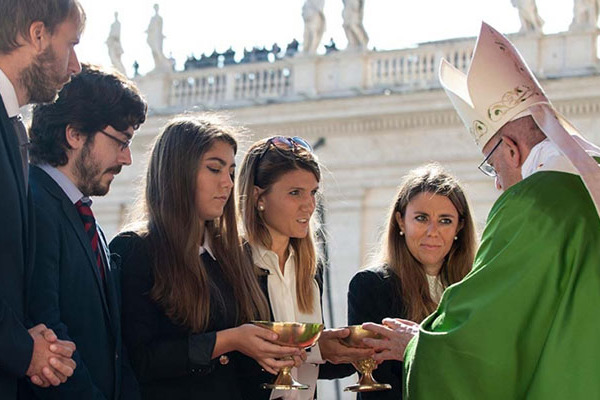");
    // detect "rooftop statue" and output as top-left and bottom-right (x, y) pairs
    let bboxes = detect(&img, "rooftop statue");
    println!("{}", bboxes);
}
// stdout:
(302, 0), (326, 55)
(106, 12), (126, 74)
(570, 0), (600, 31)
(342, 0), (369, 50)
(511, 0), (544, 33)
(146, 4), (172, 73)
